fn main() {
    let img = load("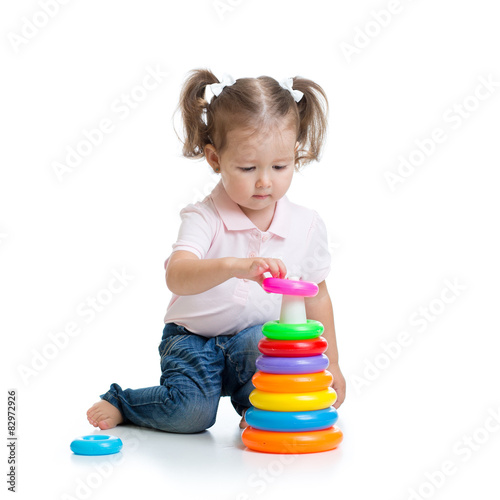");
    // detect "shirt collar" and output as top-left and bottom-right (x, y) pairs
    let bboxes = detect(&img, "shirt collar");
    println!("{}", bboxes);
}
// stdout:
(211, 181), (290, 238)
